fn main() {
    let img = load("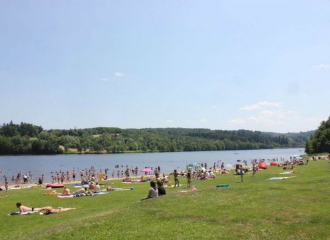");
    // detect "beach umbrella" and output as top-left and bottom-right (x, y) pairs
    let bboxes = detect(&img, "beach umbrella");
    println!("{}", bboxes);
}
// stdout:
(188, 163), (200, 168)
(140, 168), (153, 173)
(225, 164), (233, 170)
